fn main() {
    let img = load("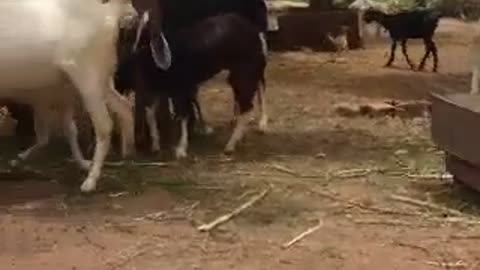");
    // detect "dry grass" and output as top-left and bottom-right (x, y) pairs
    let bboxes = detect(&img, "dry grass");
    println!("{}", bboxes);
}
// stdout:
(0, 18), (479, 270)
